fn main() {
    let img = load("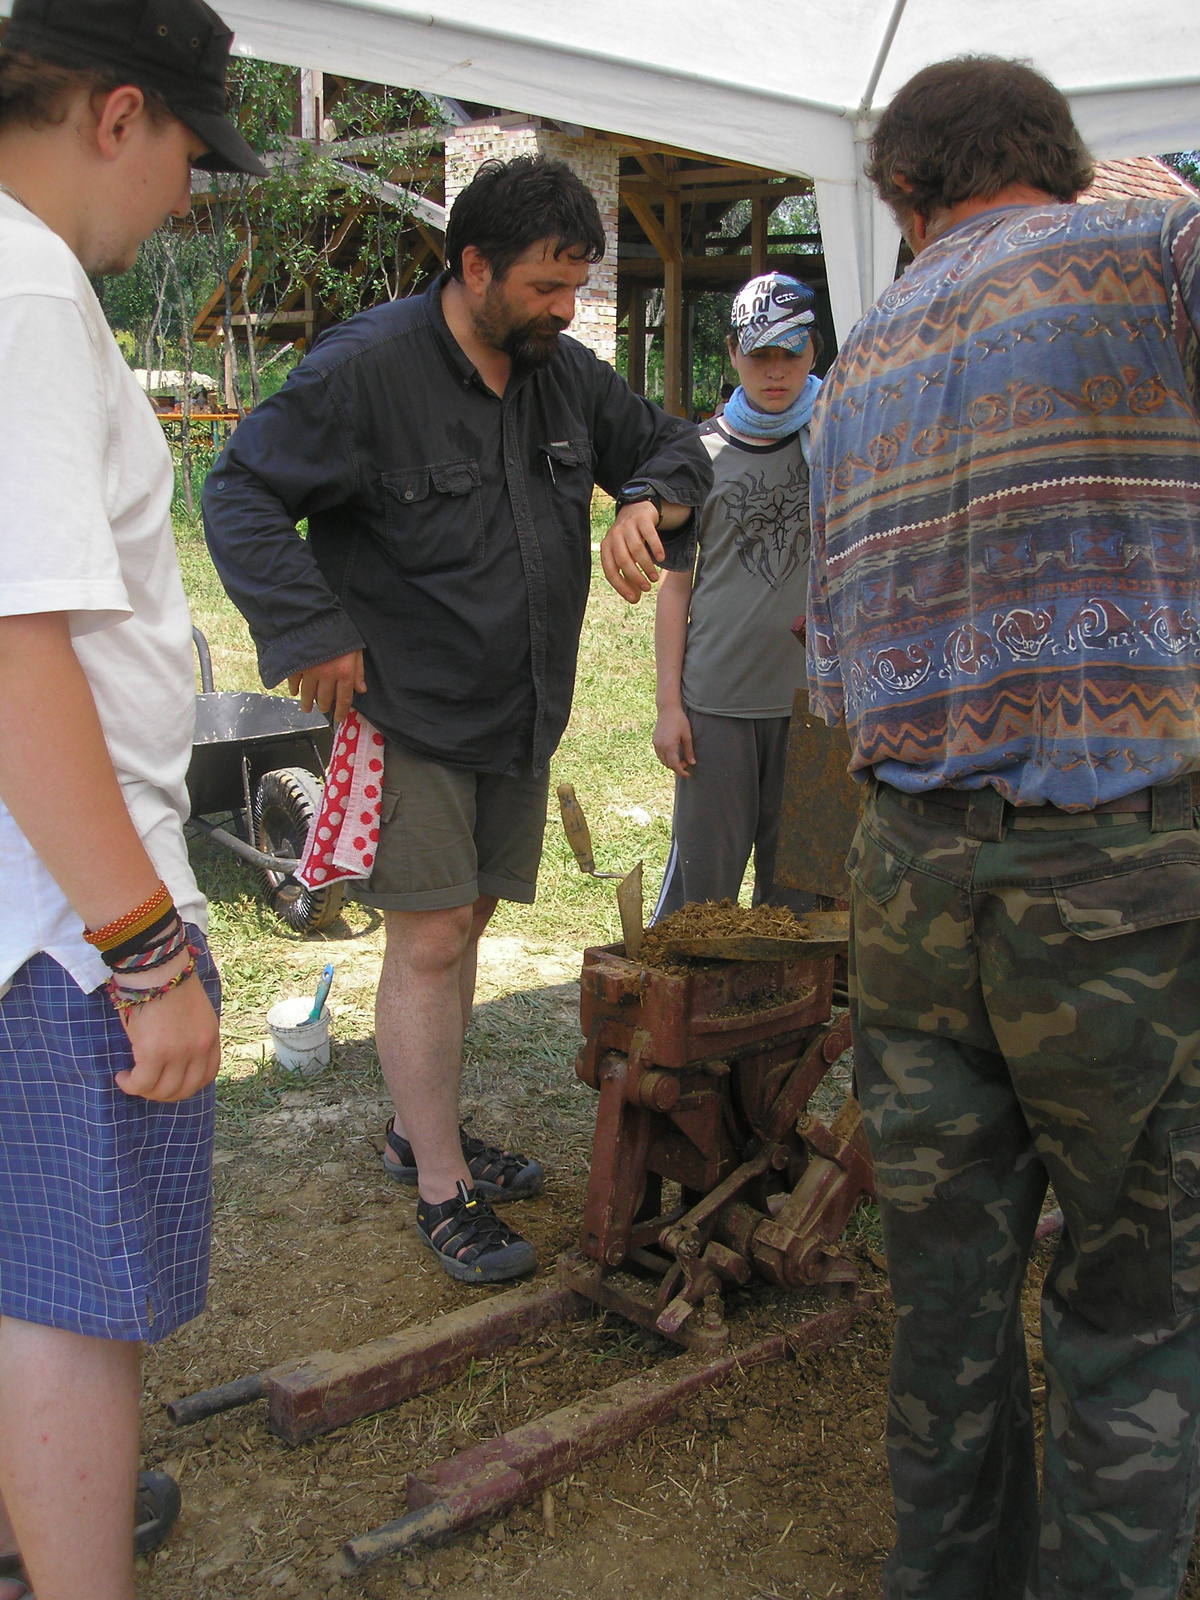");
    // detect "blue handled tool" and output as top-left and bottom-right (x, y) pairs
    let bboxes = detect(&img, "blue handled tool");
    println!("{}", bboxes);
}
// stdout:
(309, 963), (334, 1022)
